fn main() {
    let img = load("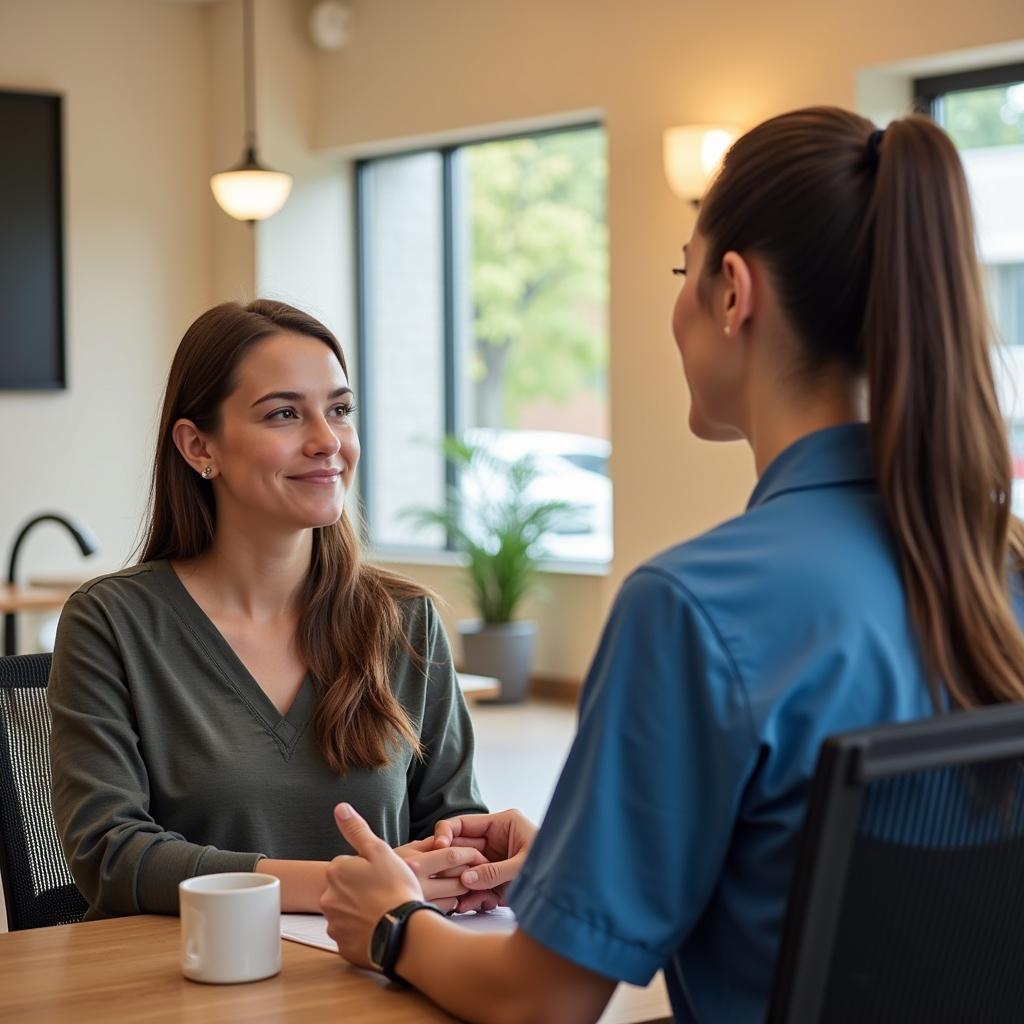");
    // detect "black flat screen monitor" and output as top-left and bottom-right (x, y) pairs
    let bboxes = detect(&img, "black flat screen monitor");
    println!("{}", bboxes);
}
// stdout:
(0, 90), (65, 390)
